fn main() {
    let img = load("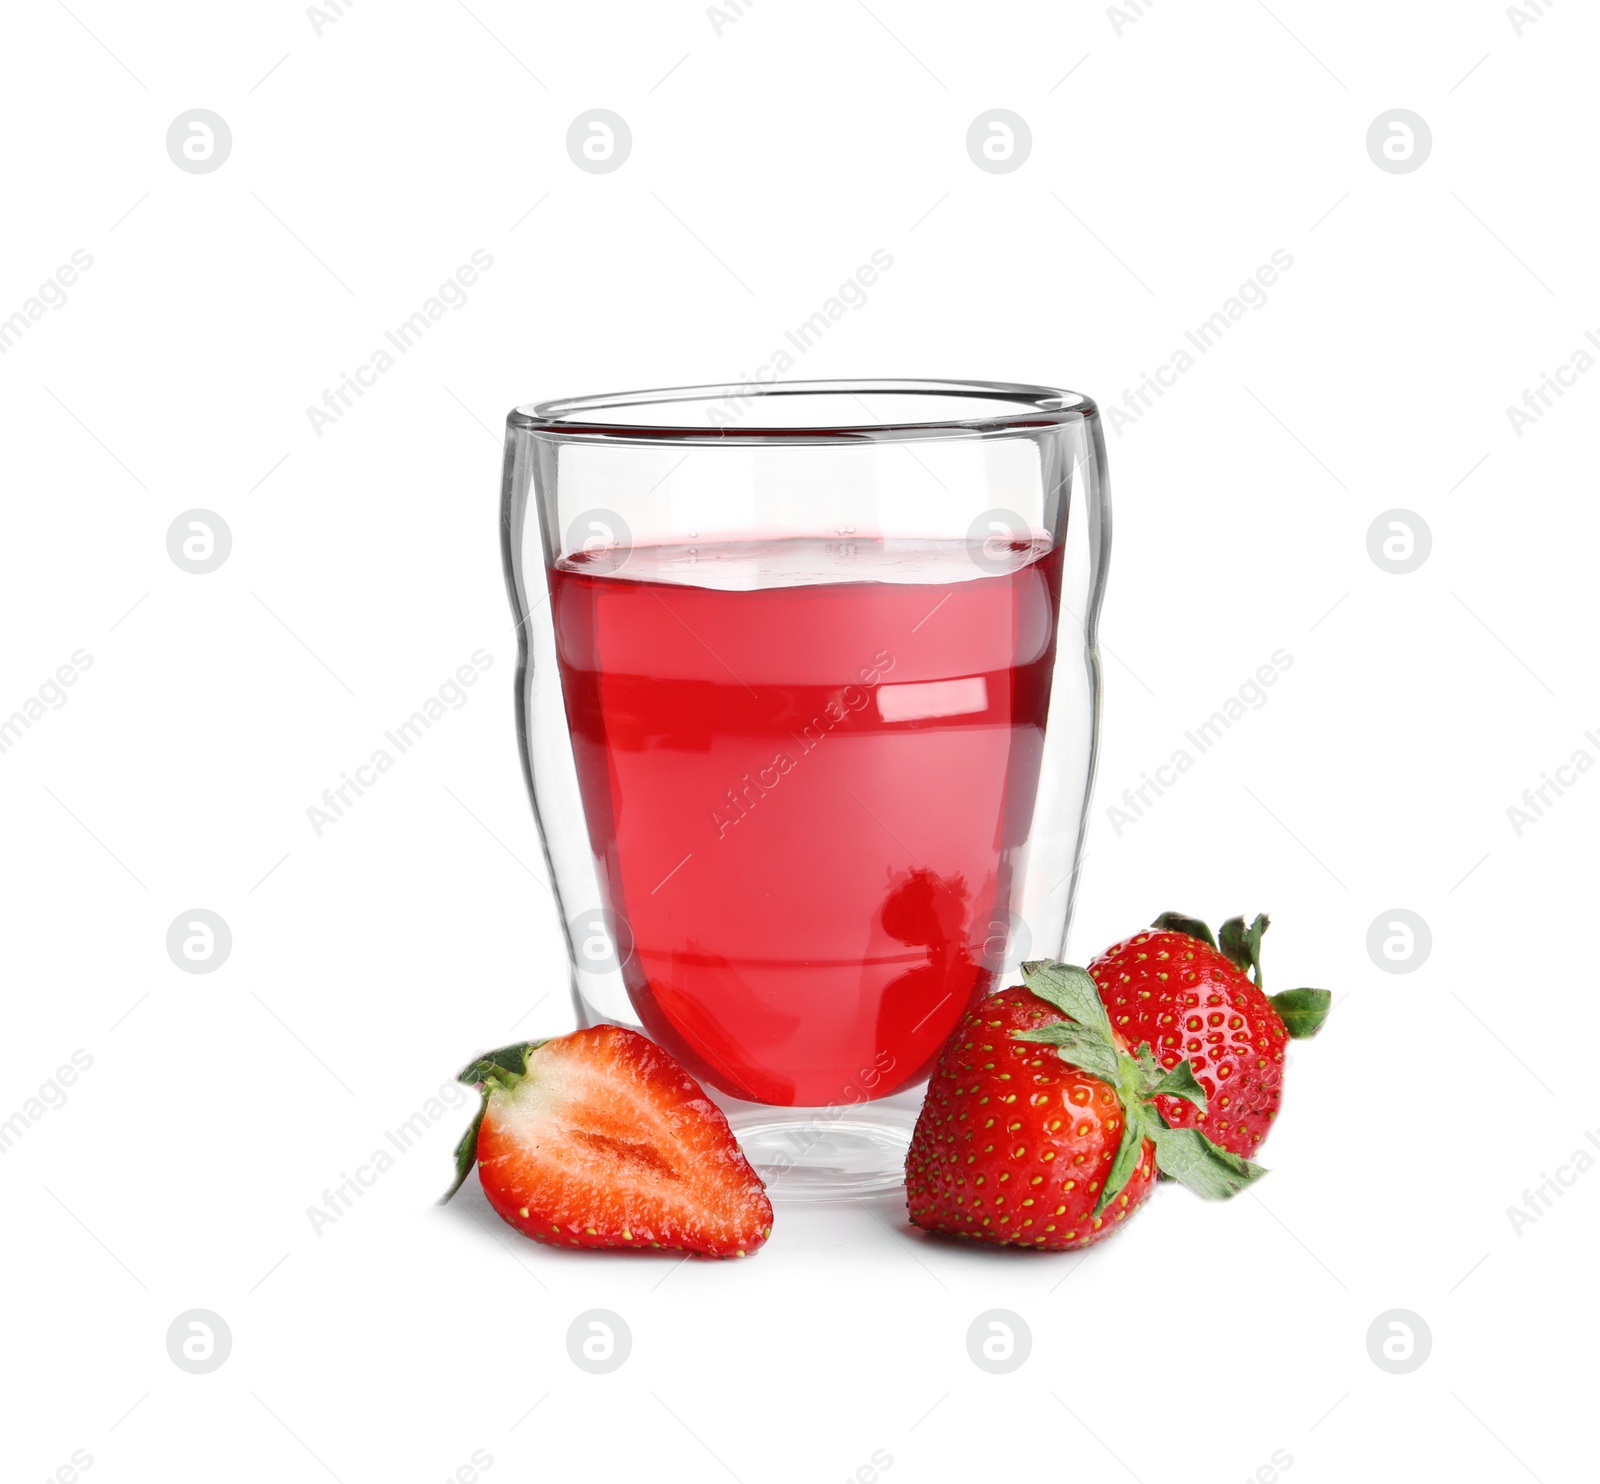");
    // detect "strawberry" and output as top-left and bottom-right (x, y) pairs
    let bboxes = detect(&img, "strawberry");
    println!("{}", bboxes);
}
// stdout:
(1090, 913), (1331, 1159)
(441, 1025), (772, 1257)
(906, 960), (1268, 1250)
